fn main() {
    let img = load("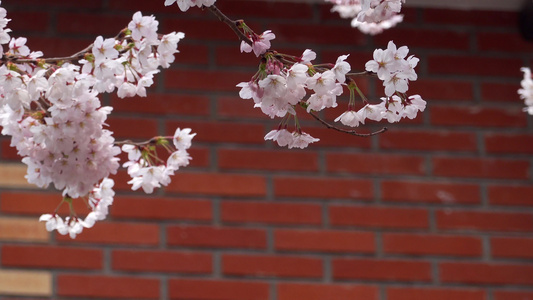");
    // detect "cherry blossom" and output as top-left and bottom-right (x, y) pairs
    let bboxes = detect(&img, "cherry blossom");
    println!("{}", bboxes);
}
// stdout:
(240, 30), (276, 57)
(0, 6), (190, 237)
(366, 41), (418, 97)
(0, 0), (427, 238)
(519, 67), (533, 115)
(164, 0), (216, 11)
(326, 0), (404, 35)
